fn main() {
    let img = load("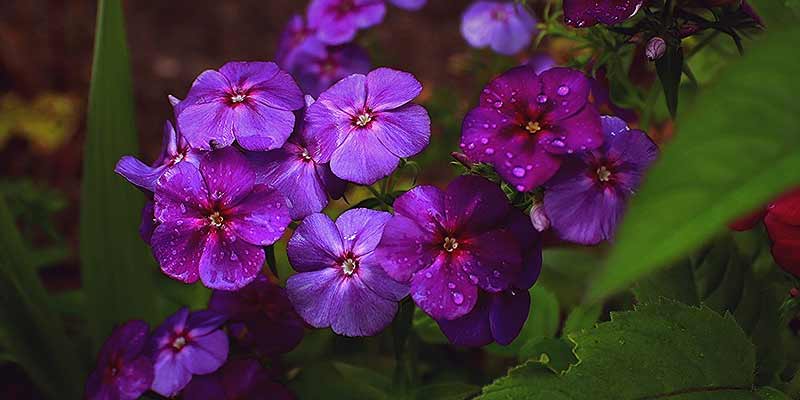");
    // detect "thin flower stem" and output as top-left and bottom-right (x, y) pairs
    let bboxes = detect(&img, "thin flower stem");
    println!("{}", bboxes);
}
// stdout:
(366, 185), (391, 211)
